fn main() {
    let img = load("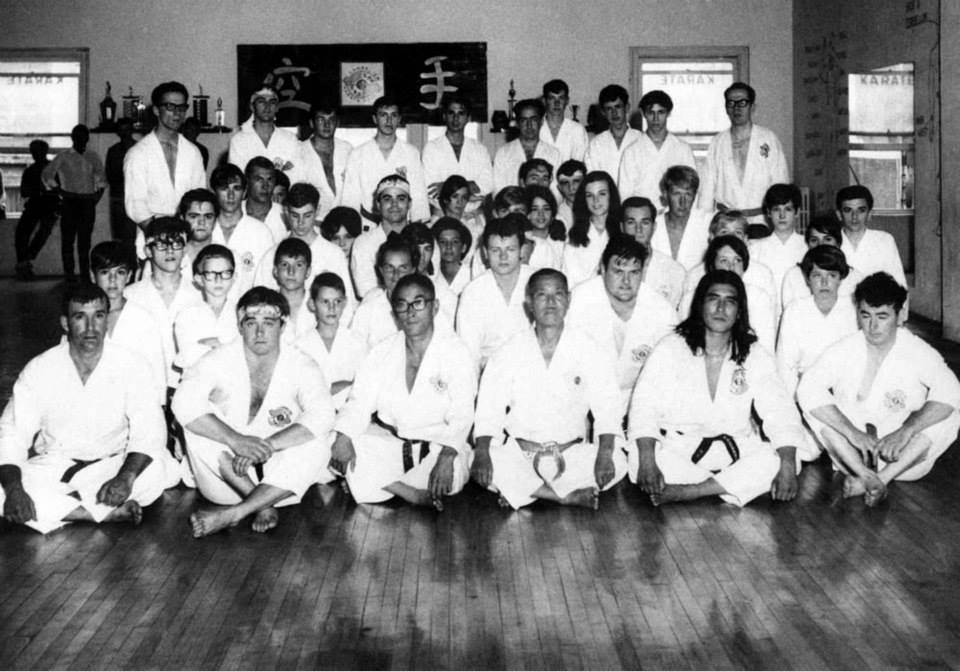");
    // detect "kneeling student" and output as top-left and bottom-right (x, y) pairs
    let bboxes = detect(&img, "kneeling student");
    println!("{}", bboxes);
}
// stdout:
(173, 287), (335, 537)
(330, 274), (476, 509)
(471, 268), (627, 510)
